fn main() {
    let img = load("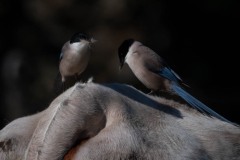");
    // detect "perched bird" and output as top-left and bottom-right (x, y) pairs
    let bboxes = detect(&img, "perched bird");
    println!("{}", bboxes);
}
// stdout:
(59, 32), (96, 83)
(118, 38), (231, 123)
